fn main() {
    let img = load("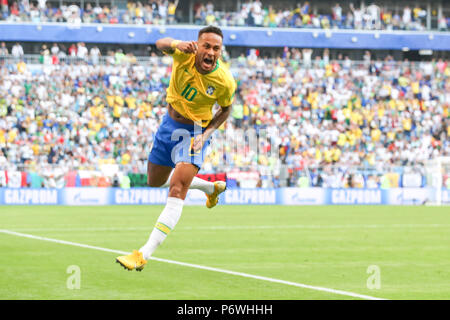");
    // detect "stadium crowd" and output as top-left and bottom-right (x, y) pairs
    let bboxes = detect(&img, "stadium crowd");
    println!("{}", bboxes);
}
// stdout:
(0, 0), (448, 31)
(0, 45), (449, 188)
